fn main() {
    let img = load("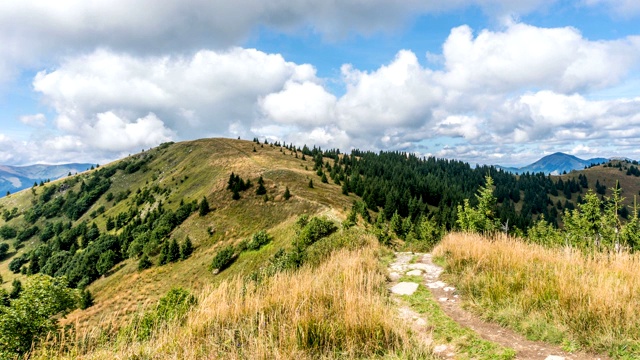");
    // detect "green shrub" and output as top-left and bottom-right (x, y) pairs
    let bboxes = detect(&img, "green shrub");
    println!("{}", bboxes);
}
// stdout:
(210, 245), (235, 272)
(298, 217), (337, 247)
(247, 230), (271, 251)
